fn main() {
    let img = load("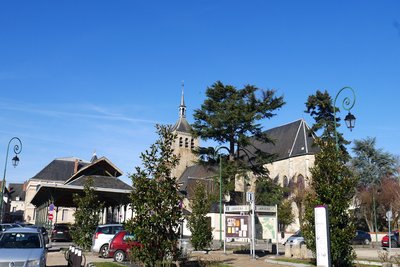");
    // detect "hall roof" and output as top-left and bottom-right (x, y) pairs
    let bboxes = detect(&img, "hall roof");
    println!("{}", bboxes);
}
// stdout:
(30, 157), (90, 182)
(30, 156), (130, 208)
